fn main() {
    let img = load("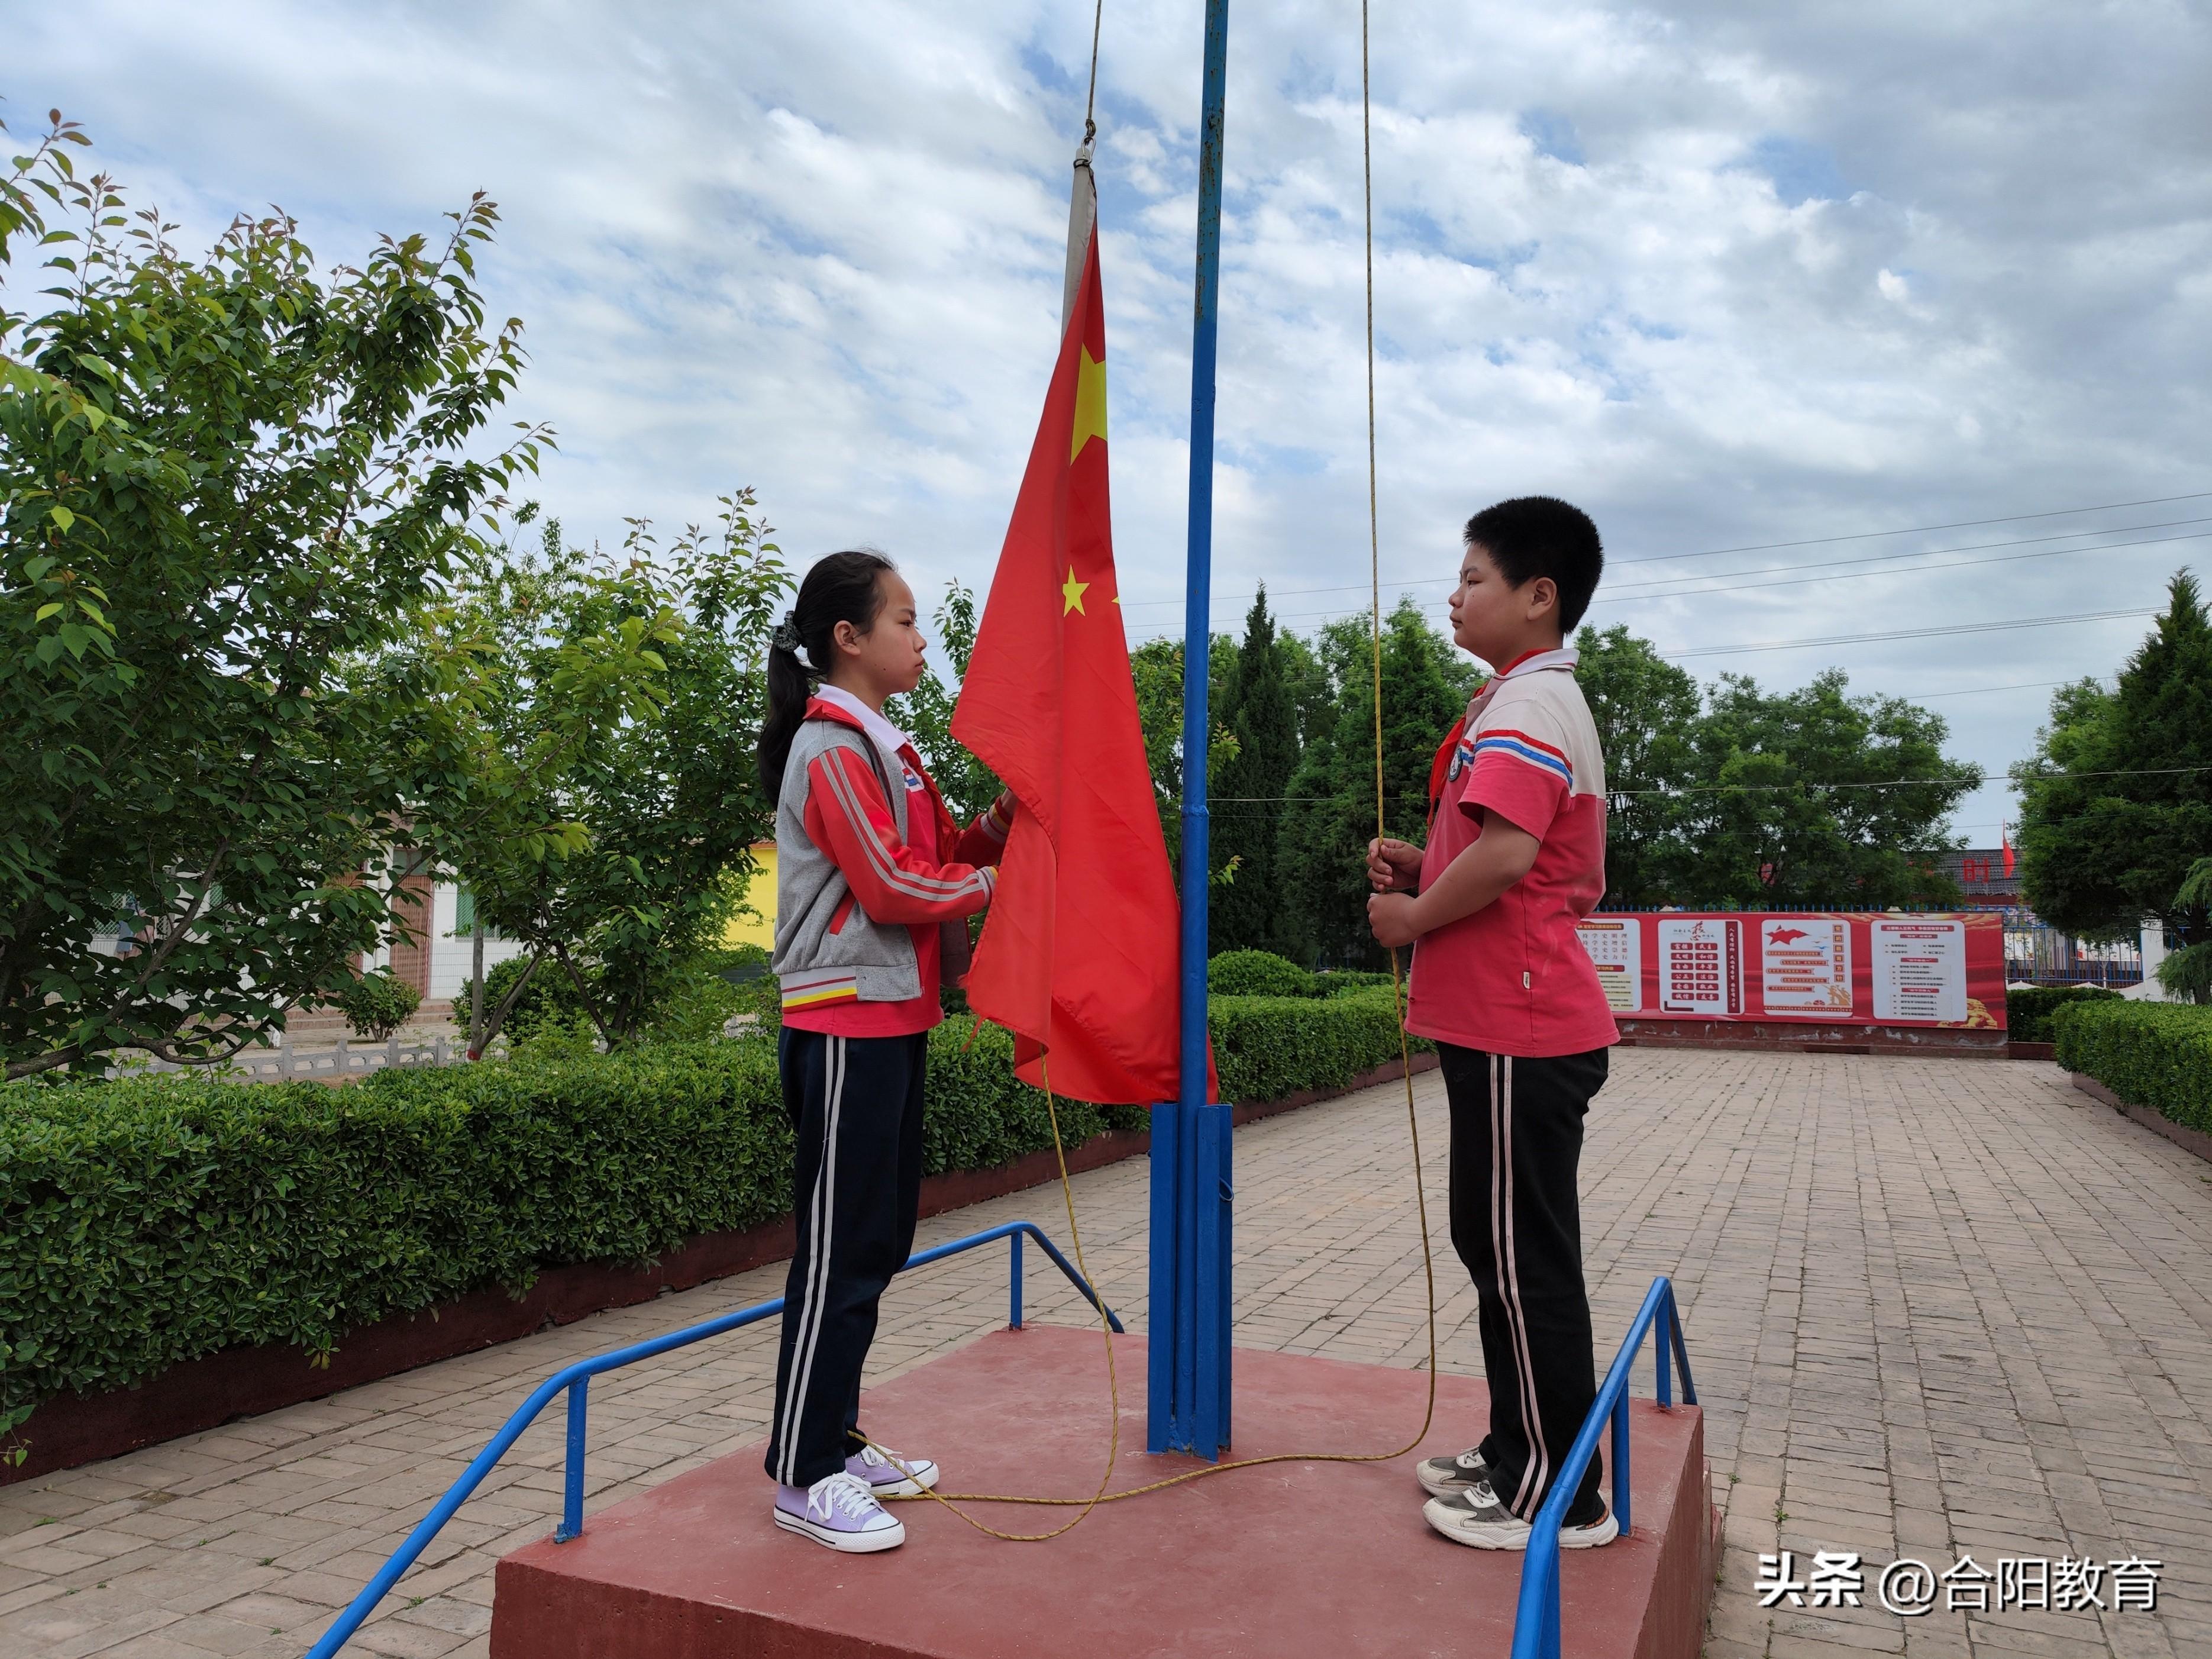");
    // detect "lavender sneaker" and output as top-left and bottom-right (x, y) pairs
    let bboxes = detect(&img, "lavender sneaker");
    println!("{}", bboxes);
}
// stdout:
(774, 1471), (906, 1553)
(847, 1441), (939, 1496)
